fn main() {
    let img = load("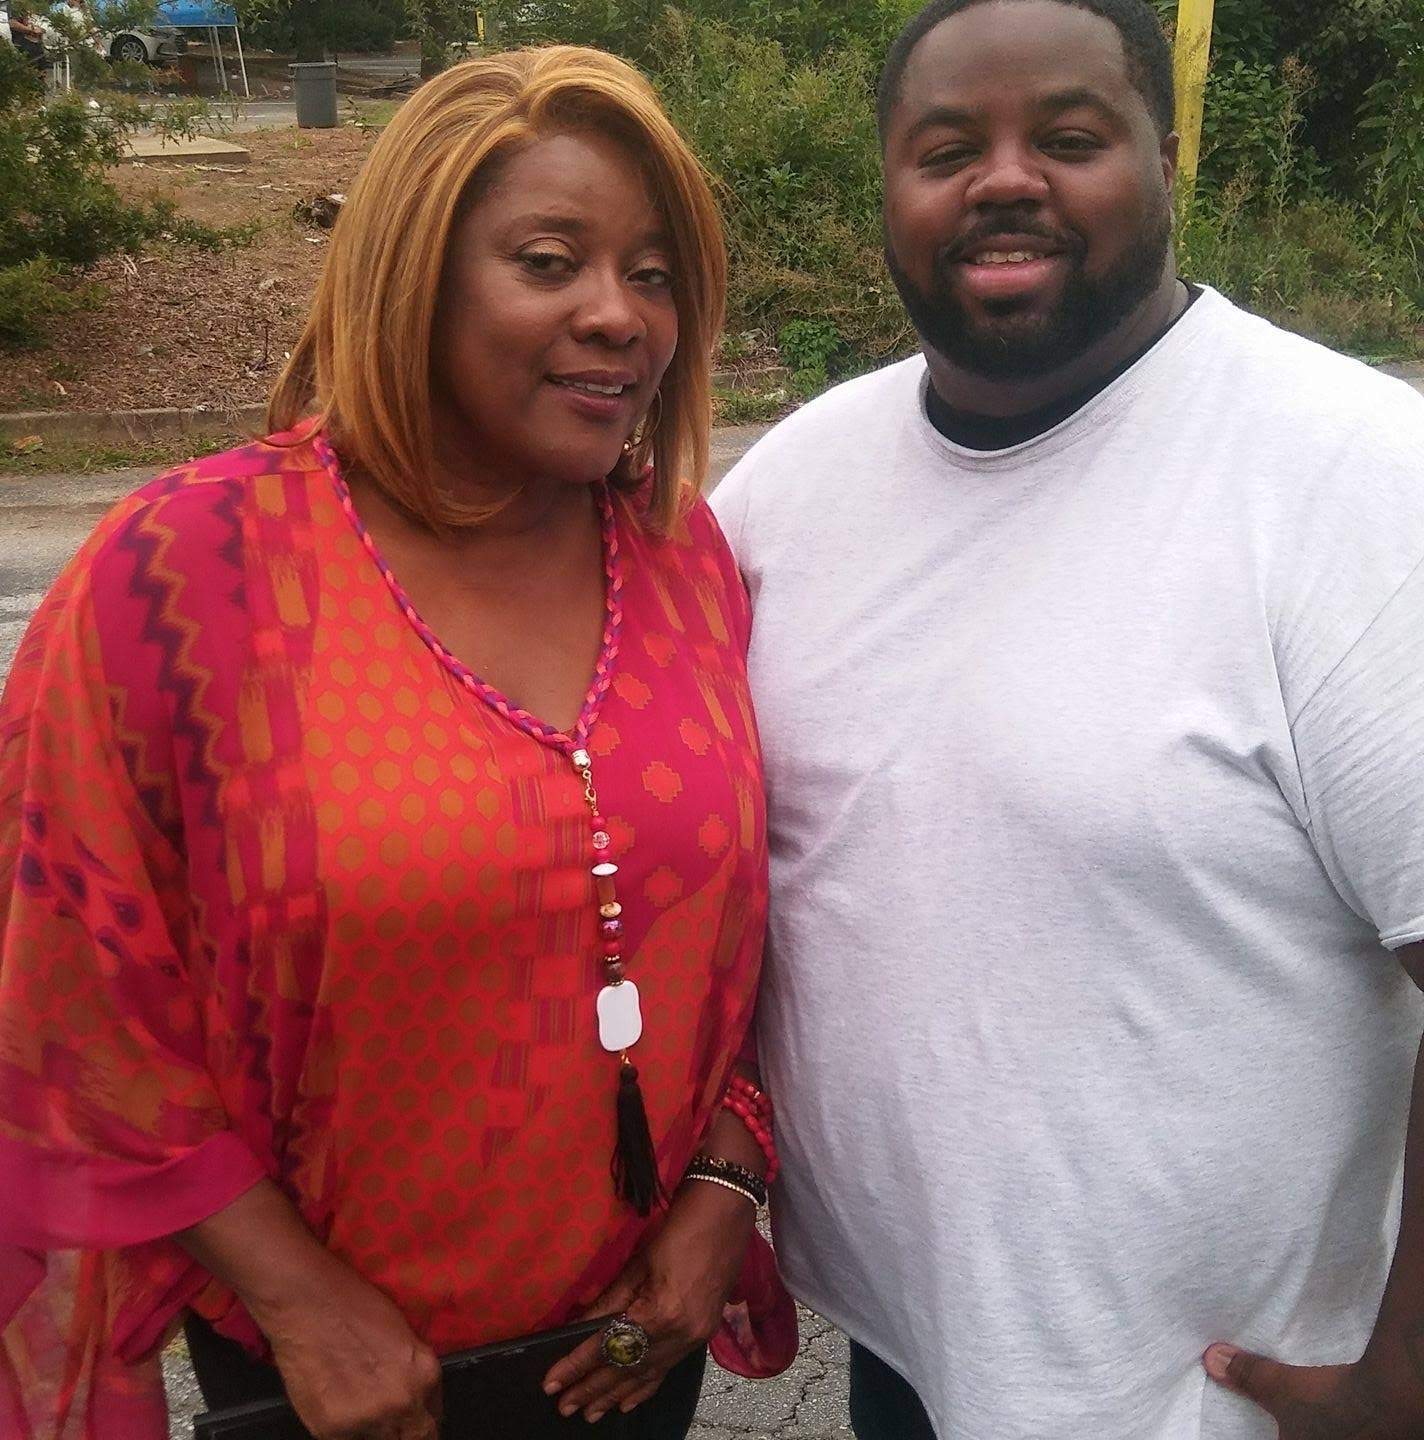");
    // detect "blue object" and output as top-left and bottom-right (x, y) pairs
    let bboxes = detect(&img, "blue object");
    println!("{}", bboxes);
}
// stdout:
(155, 1), (240, 26)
